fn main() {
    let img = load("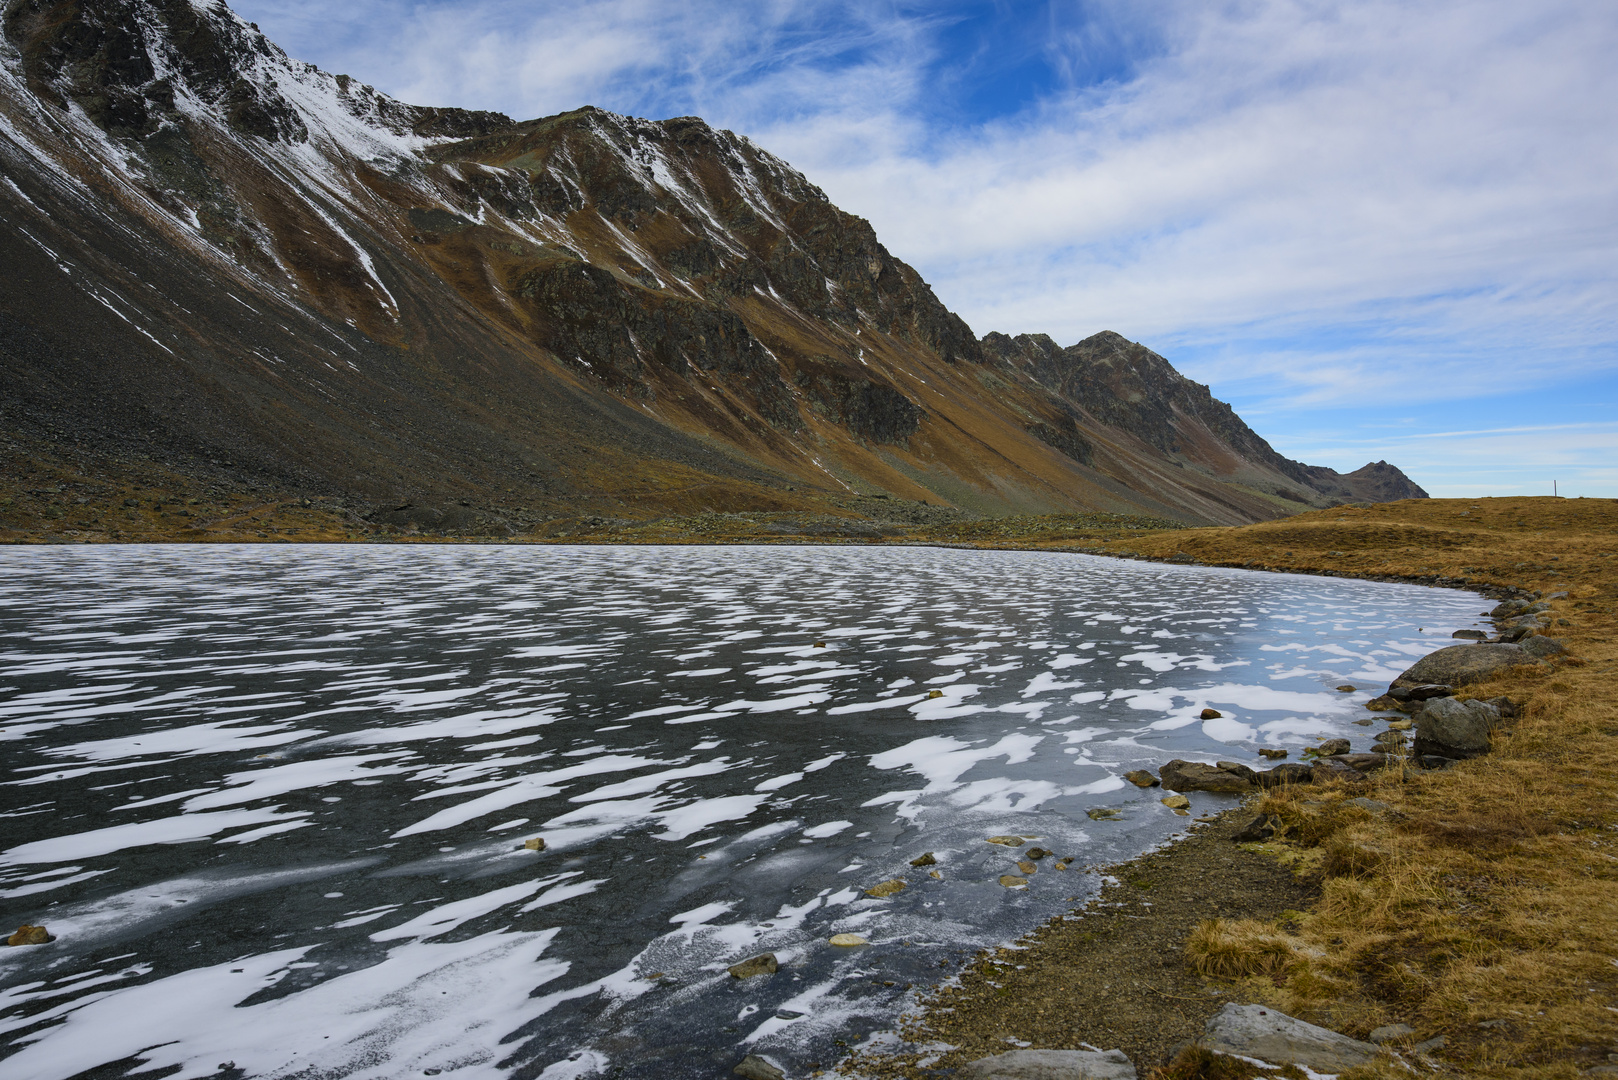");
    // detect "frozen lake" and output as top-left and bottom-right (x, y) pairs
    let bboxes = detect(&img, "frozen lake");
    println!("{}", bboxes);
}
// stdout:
(0, 544), (1487, 1079)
